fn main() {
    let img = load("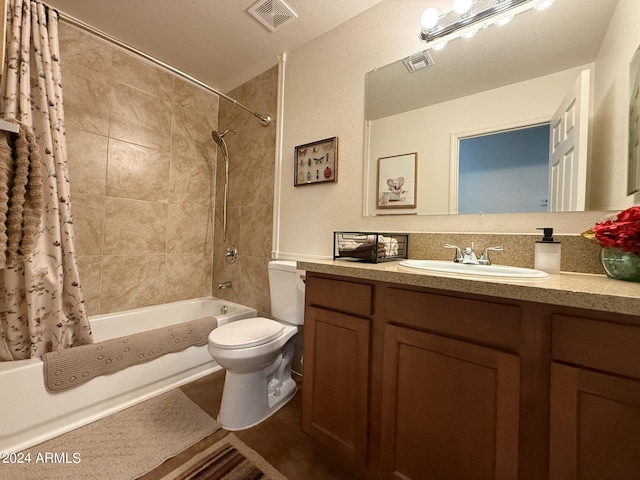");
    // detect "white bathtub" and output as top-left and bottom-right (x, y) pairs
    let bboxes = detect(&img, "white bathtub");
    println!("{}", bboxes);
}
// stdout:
(0, 297), (256, 453)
